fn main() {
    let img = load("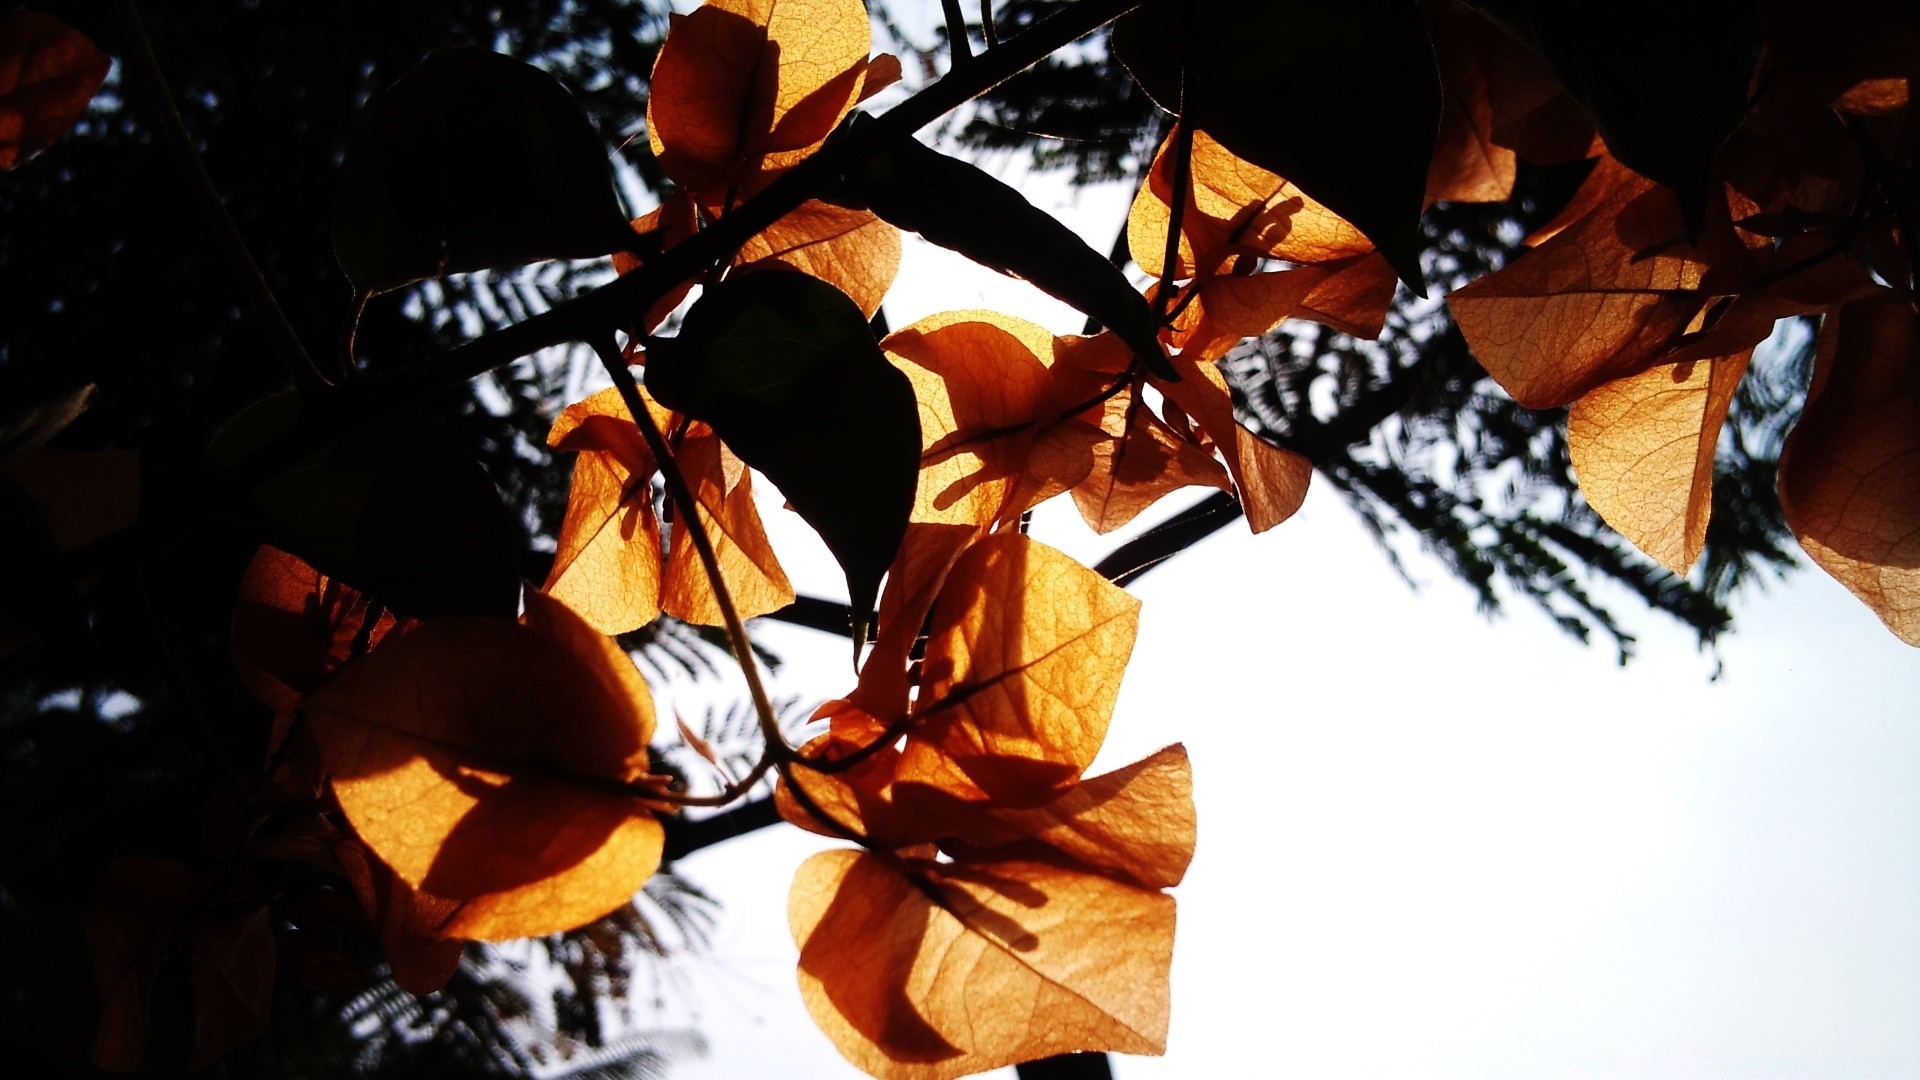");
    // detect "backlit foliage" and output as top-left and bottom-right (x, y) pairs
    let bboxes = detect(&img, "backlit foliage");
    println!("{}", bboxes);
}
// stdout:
(7, 0), (1914, 1075)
